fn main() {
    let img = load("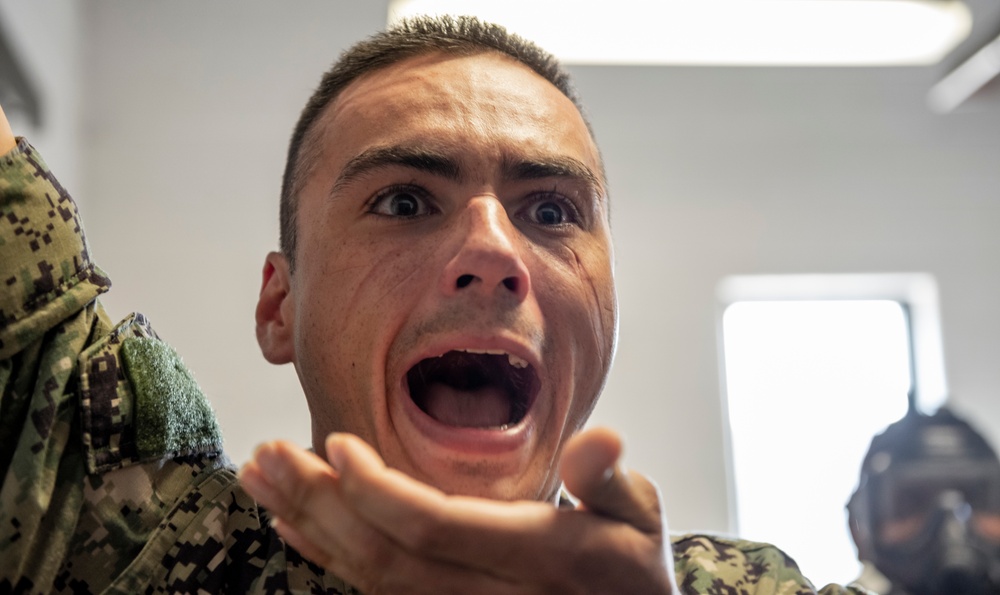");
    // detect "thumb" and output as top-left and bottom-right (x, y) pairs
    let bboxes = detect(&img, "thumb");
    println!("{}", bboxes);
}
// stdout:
(0, 104), (16, 155)
(560, 427), (664, 535)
